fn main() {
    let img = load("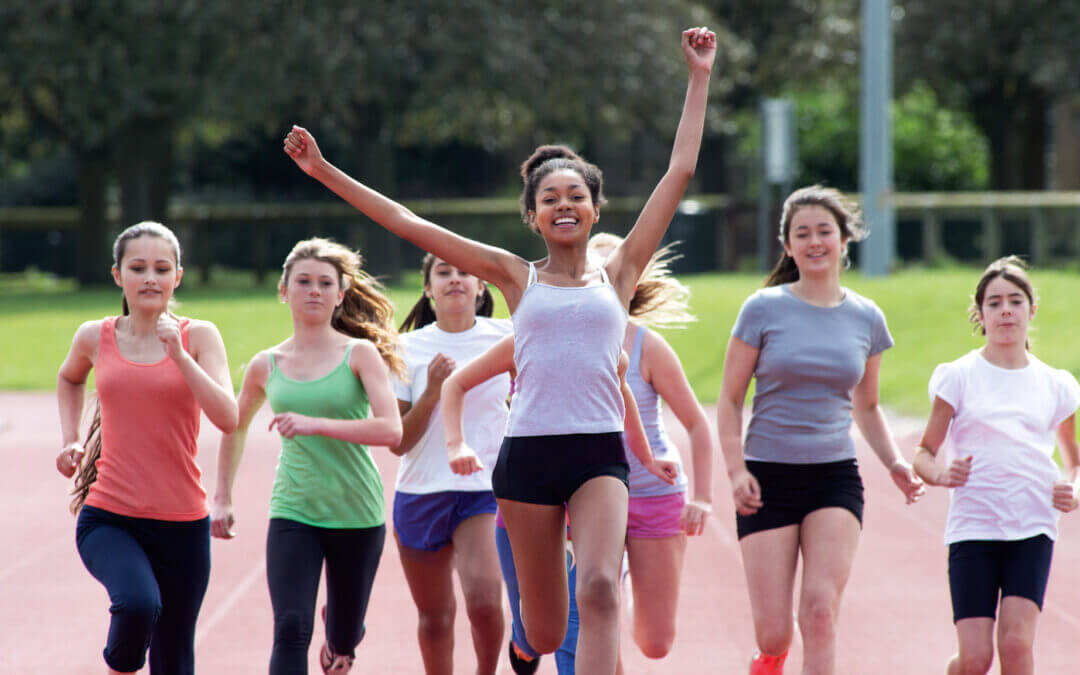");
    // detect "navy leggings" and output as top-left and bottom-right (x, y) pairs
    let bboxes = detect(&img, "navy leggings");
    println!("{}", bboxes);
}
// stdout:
(76, 505), (211, 674)
(266, 518), (386, 674)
